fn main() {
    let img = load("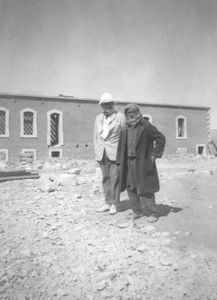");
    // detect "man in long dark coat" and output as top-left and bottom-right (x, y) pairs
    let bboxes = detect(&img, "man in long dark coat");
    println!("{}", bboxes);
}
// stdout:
(117, 104), (166, 222)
